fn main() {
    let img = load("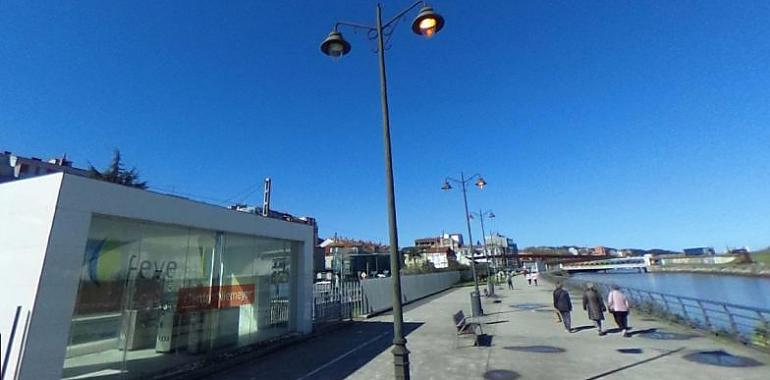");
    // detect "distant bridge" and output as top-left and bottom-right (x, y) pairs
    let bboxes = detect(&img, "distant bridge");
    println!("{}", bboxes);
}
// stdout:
(560, 256), (651, 272)
(518, 253), (606, 265)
